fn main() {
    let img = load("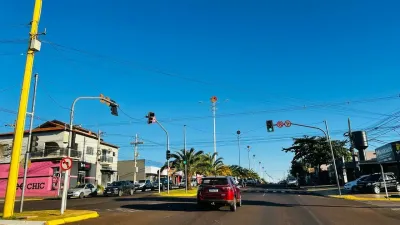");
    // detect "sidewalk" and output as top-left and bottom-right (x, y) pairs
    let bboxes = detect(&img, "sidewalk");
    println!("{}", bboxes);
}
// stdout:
(0, 210), (98, 225)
